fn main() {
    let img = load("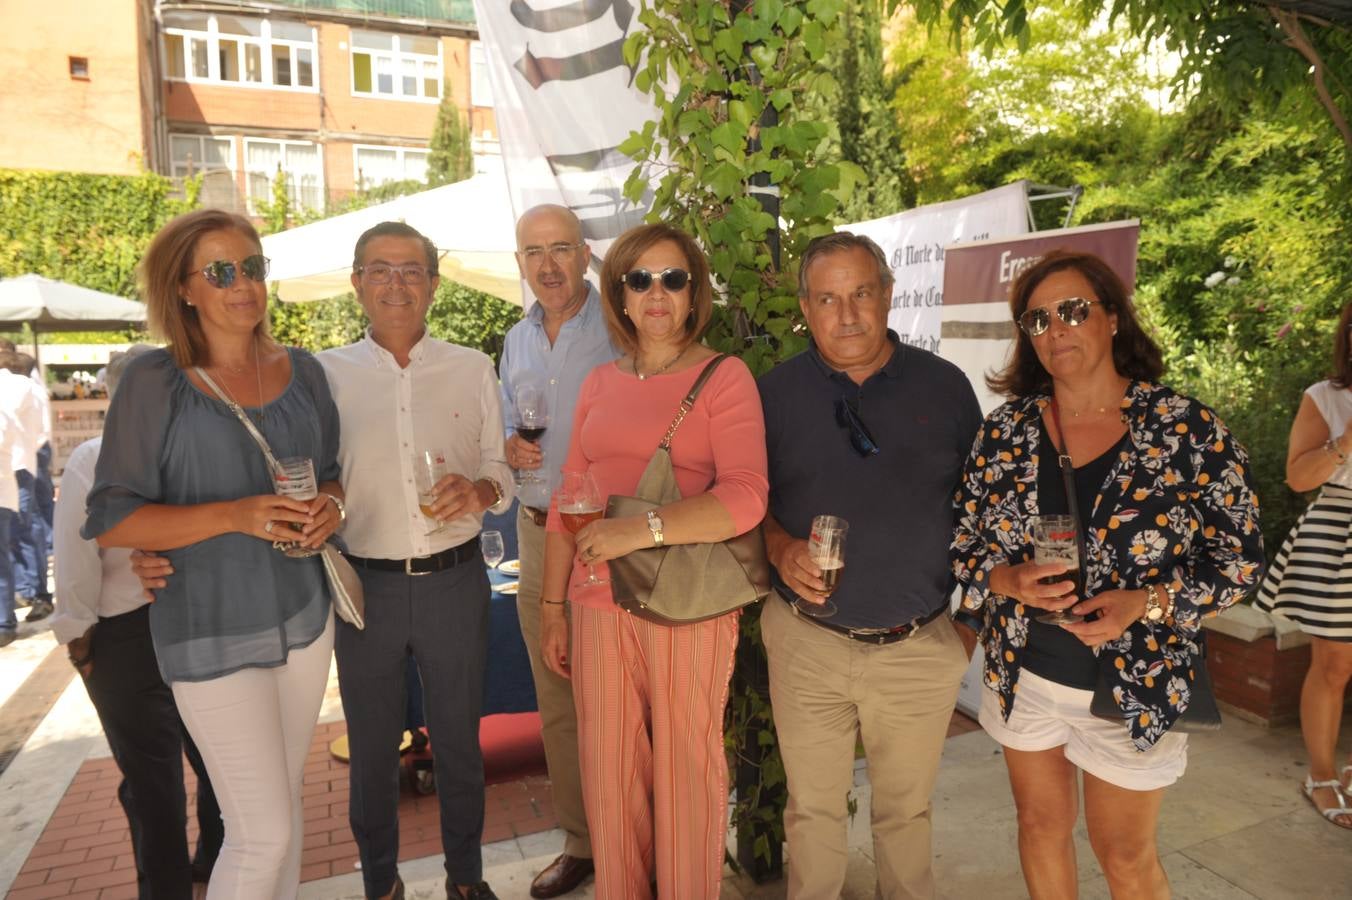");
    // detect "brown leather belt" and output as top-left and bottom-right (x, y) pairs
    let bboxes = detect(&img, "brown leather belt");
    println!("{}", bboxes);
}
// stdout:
(782, 591), (947, 645)
(521, 505), (548, 527)
(348, 536), (480, 576)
